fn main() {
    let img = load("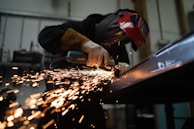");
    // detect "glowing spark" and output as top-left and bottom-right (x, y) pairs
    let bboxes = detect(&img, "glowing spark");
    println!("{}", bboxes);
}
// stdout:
(5, 82), (10, 87)
(12, 66), (18, 70)
(78, 115), (84, 123)
(7, 121), (14, 127)
(14, 107), (23, 118)
(28, 111), (41, 120)
(42, 119), (55, 129)
(7, 115), (14, 122)
(6, 89), (19, 94)
(0, 96), (3, 101)
(9, 102), (19, 108)
(62, 109), (69, 116)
